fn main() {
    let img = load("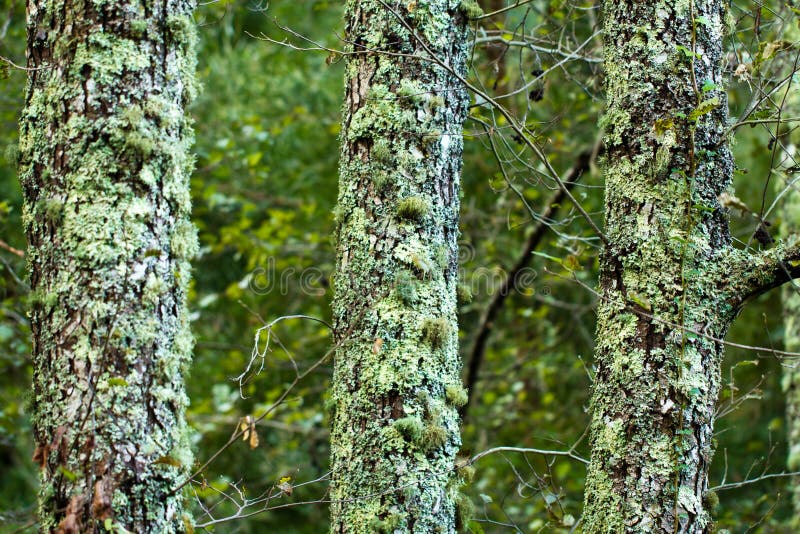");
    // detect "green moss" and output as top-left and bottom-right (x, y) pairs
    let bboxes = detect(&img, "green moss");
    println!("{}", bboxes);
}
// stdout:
(703, 490), (719, 511)
(143, 273), (167, 305)
(393, 416), (423, 443)
(170, 220), (198, 260)
(421, 317), (449, 349)
(372, 171), (392, 191)
(167, 15), (194, 47)
(130, 19), (148, 38)
(433, 245), (448, 269)
(124, 131), (156, 158)
(454, 492), (475, 532)
(457, 463), (475, 483)
(421, 424), (448, 452)
(40, 198), (64, 225)
(332, 204), (345, 225)
(459, 0), (484, 19)
(457, 283), (473, 304)
(409, 251), (434, 278)
(27, 289), (59, 310)
(370, 512), (404, 533)
(371, 139), (392, 165)
(398, 79), (425, 103)
(445, 384), (469, 408)
(396, 196), (430, 221)
(323, 394), (336, 415)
